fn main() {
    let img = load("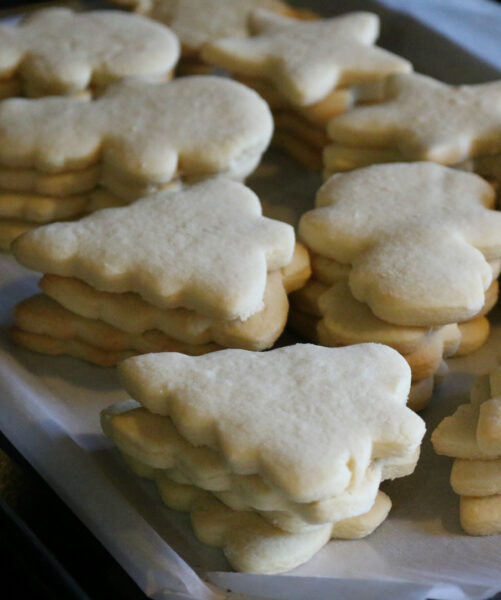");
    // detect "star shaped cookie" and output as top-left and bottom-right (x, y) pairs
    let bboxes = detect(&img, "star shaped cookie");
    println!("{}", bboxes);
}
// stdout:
(202, 10), (412, 106)
(142, 0), (290, 52)
(299, 163), (501, 326)
(328, 72), (501, 164)
(12, 179), (294, 321)
(0, 76), (273, 184)
(118, 343), (424, 503)
(0, 8), (180, 97)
